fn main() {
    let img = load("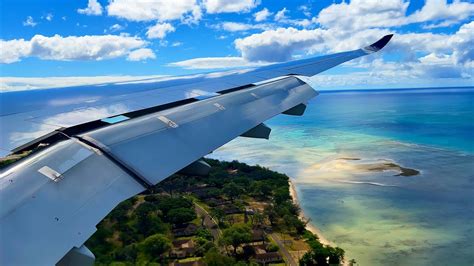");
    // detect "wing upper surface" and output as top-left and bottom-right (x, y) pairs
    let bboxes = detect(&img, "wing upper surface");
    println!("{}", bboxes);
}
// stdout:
(0, 35), (393, 156)
(1, 76), (316, 265)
